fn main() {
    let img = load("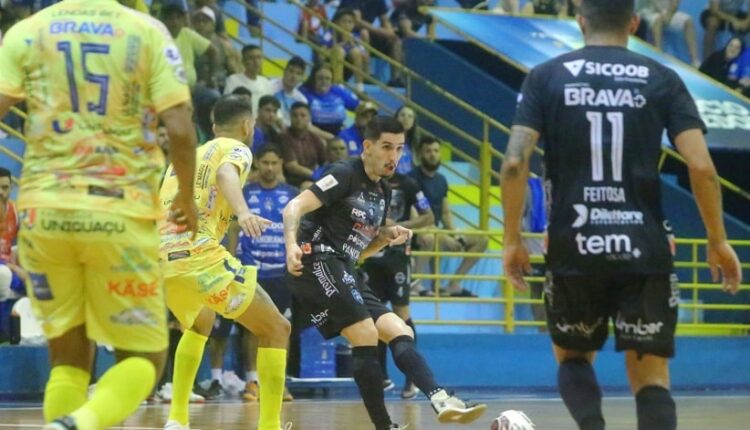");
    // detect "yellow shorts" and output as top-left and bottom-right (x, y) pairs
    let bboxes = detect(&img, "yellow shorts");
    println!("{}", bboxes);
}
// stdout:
(18, 208), (167, 352)
(164, 254), (257, 328)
